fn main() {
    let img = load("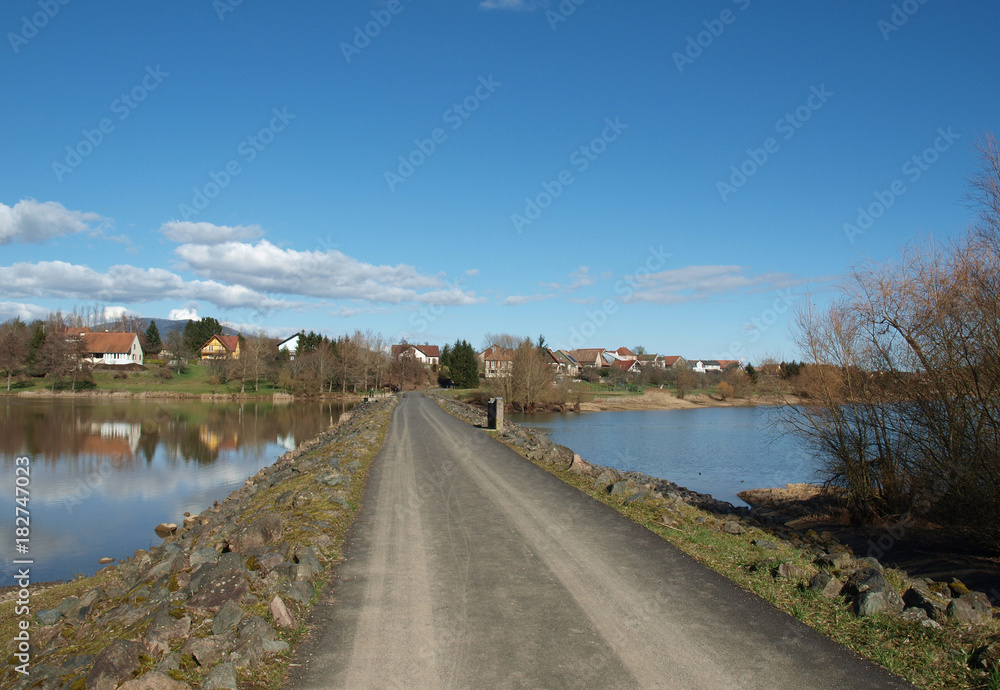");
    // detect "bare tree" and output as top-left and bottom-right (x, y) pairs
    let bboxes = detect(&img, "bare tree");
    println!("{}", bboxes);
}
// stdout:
(0, 320), (30, 391)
